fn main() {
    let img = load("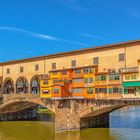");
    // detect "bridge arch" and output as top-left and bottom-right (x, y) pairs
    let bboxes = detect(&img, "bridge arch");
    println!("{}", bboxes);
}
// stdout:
(16, 76), (29, 94)
(30, 75), (40, 94)
(80, 104), (127, 129)
(3, 77), (14, 94)
(0, 95), (55, 114)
